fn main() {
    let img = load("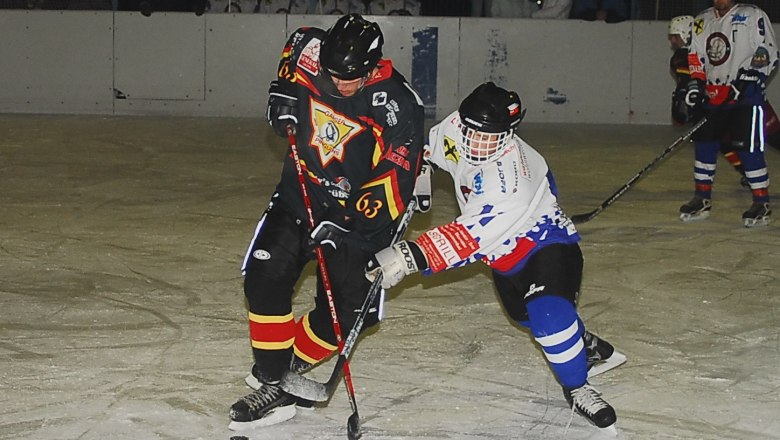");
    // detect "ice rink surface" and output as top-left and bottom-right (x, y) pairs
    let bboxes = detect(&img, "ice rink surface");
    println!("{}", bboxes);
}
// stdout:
(1, 115), (778, 440)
